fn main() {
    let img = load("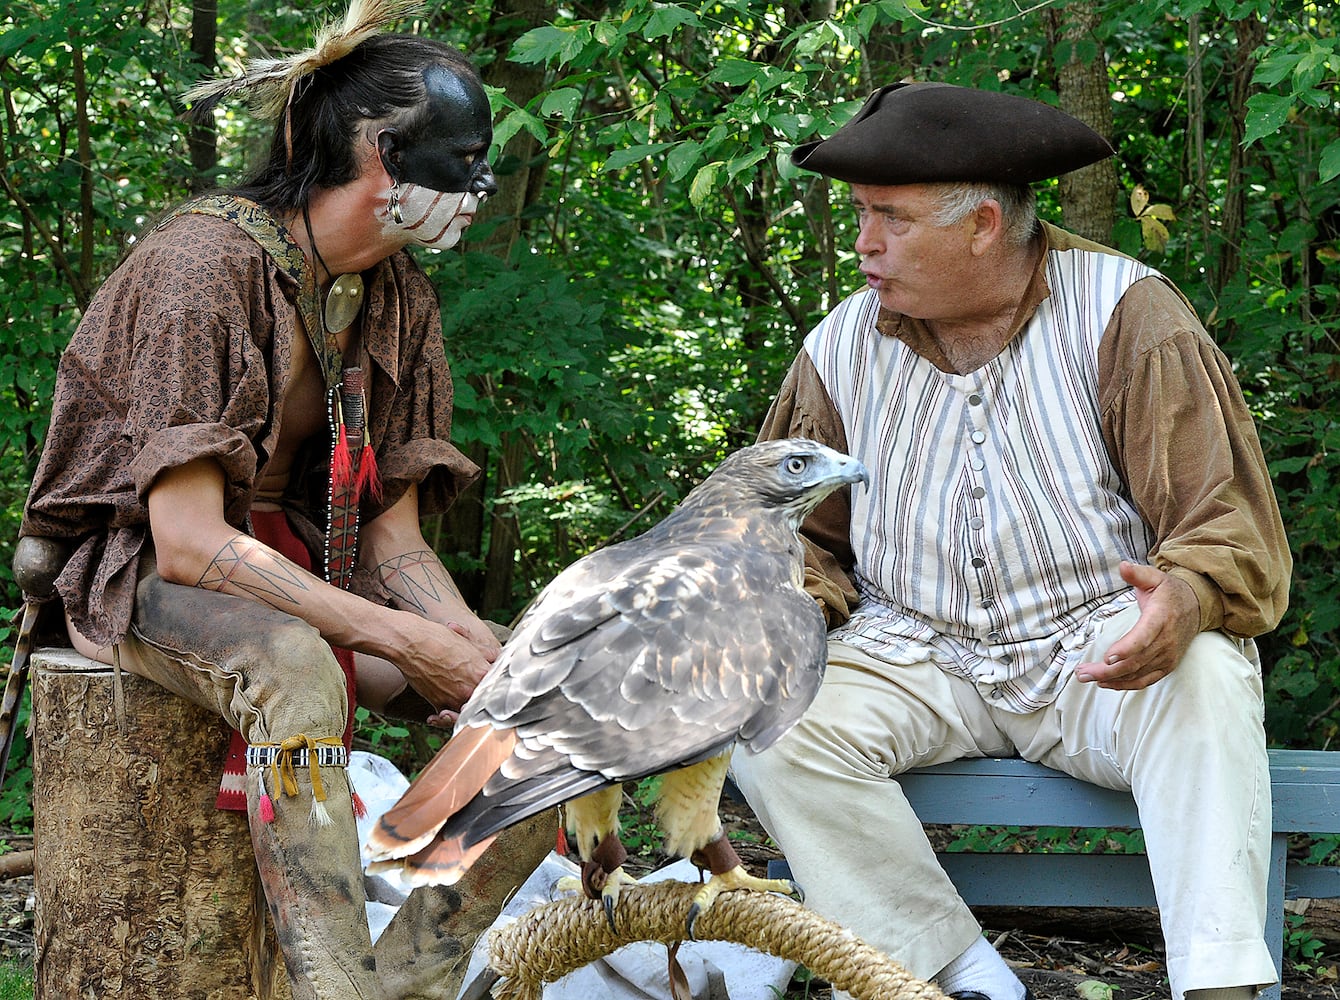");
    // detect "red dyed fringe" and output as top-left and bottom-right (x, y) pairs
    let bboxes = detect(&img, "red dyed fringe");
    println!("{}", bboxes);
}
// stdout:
(332, 424), (355, 492)
(355, 443), (382, 503)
